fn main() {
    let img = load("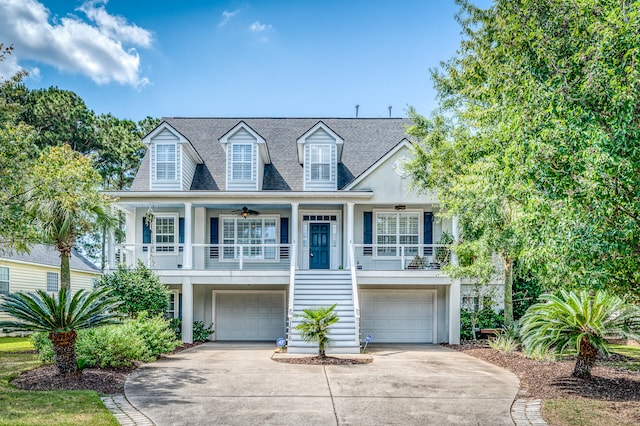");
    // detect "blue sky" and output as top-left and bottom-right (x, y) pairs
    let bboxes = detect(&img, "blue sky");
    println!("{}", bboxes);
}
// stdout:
(0, 0), (473, 121)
